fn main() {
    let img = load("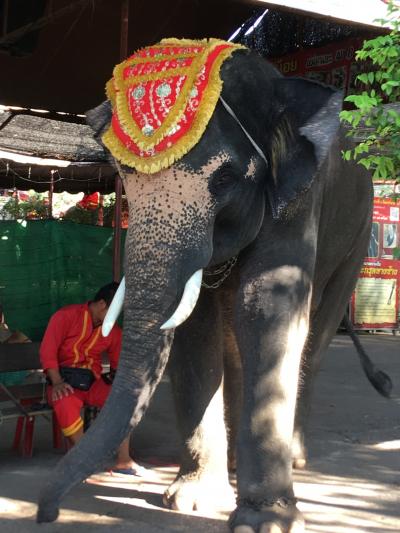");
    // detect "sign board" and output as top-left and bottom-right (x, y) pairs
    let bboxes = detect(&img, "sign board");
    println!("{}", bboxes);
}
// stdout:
(272, 36), (365, 93)
(351, 197), (400, 330)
